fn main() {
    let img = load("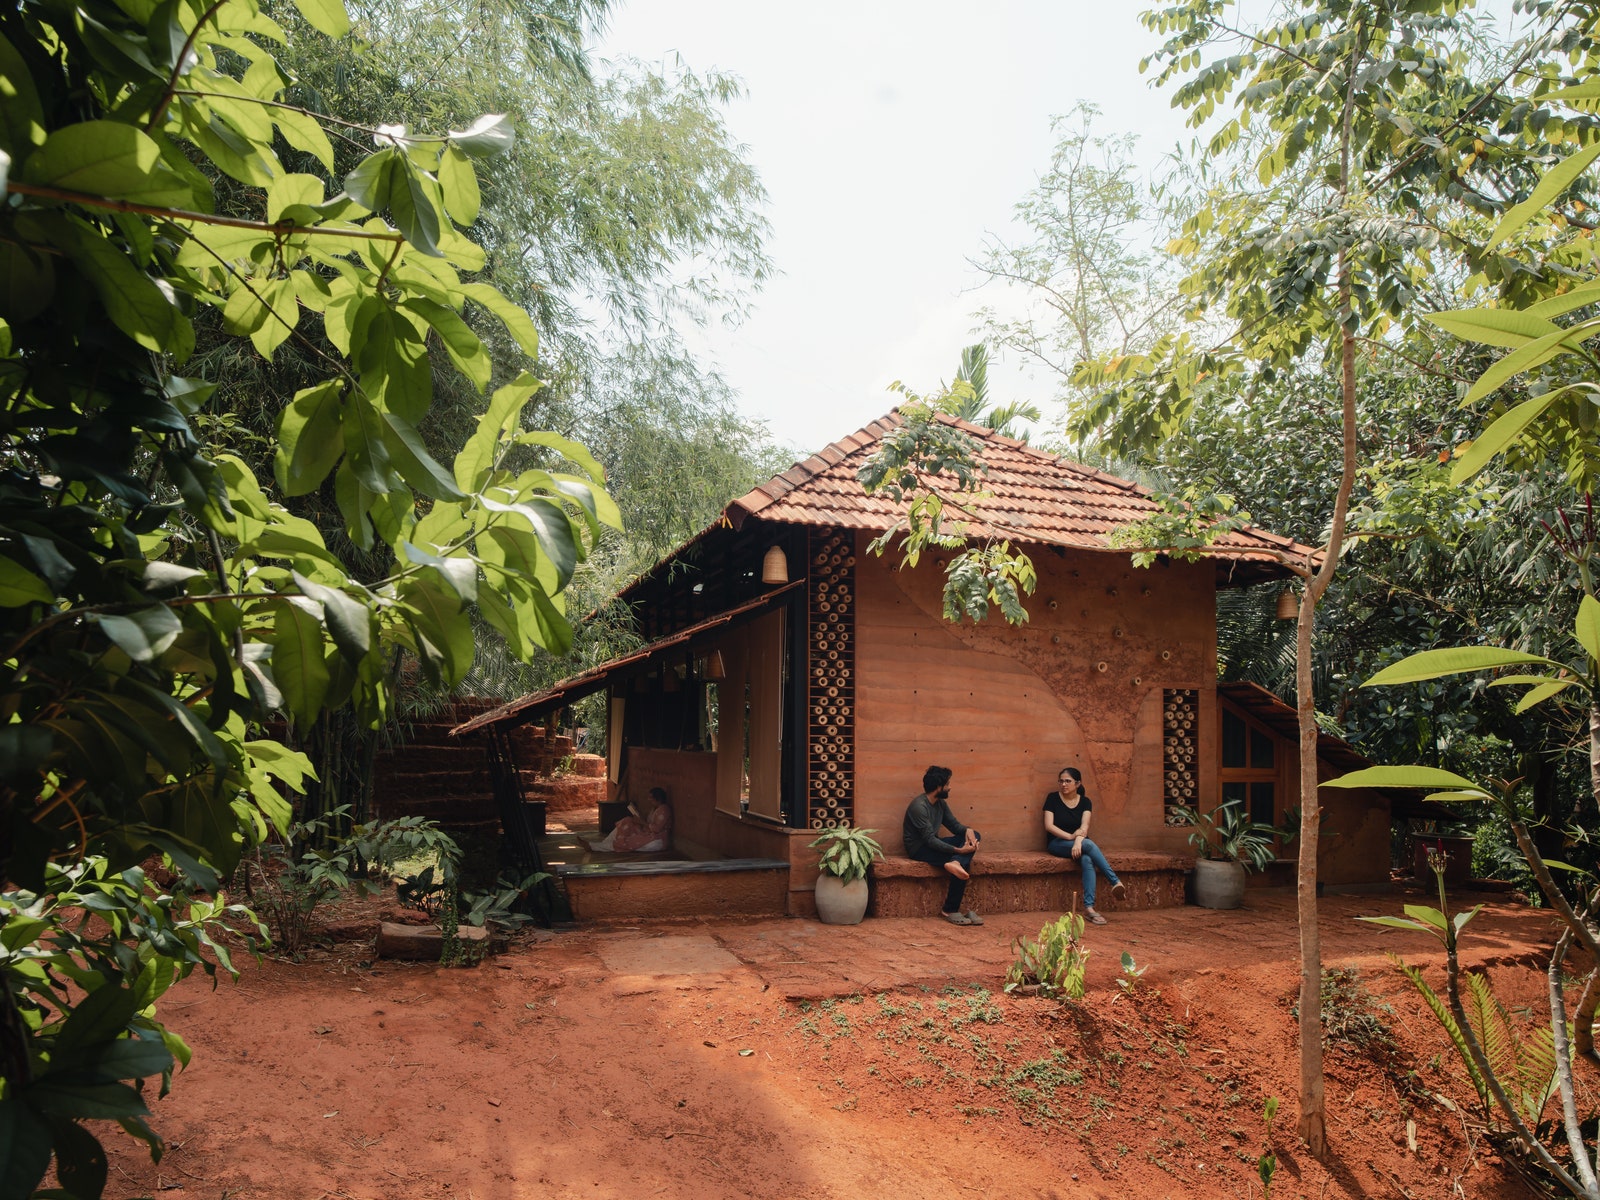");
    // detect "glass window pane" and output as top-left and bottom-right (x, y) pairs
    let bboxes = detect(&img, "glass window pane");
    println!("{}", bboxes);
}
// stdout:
(1222, 781), (1247, 806)
(1250, 728), (1274, 769)
(1222, 710), (1247, 768)
(1251, 782), (1276, 828)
